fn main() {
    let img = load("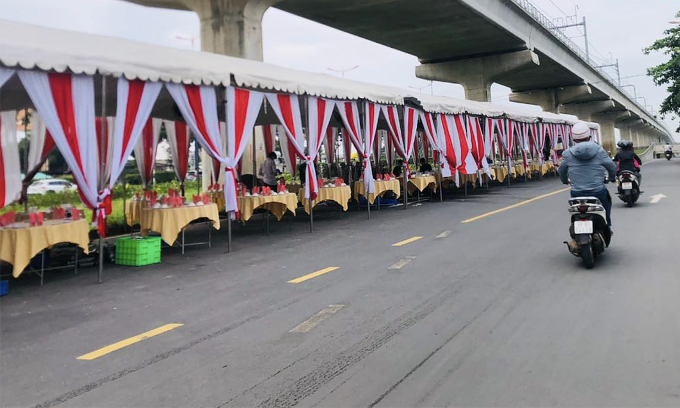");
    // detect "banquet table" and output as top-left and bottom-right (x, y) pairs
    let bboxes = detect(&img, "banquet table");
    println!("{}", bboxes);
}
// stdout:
(237, 193), (298, 222)
(208, 191), (225, 210)
(0, 219), (90, 279)
(491, 166), (512, 183)
(404, 175), (438, 194)
(125, 200), (147, 226)
(353, 179), (401, 204)
(298, 185), (352, 214)
(141, 204), (220, 246)
(528, 162), (555, 176)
